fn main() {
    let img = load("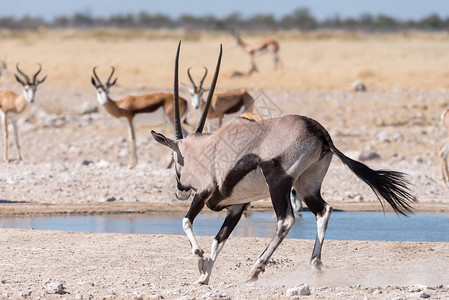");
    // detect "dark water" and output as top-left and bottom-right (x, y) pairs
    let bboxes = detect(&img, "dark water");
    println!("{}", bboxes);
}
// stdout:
(1, 211), (448, 242)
